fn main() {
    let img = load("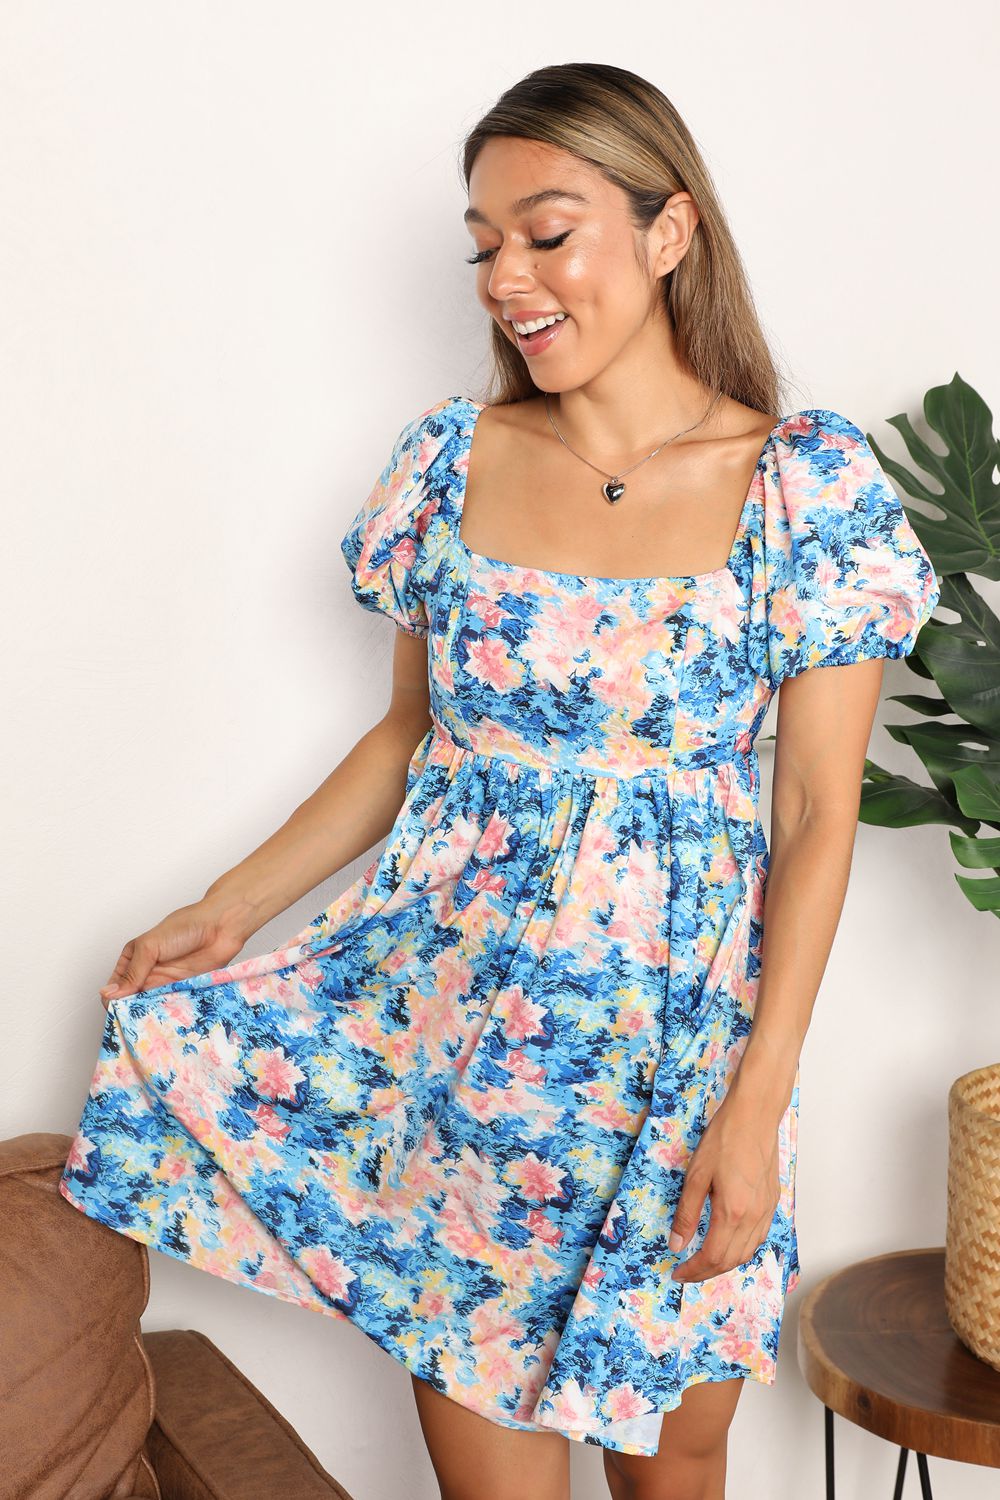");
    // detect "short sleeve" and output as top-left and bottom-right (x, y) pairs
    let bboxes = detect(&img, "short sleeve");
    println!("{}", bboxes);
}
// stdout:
(755, 408), (940, 689)
(339, 398), (454, 637)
